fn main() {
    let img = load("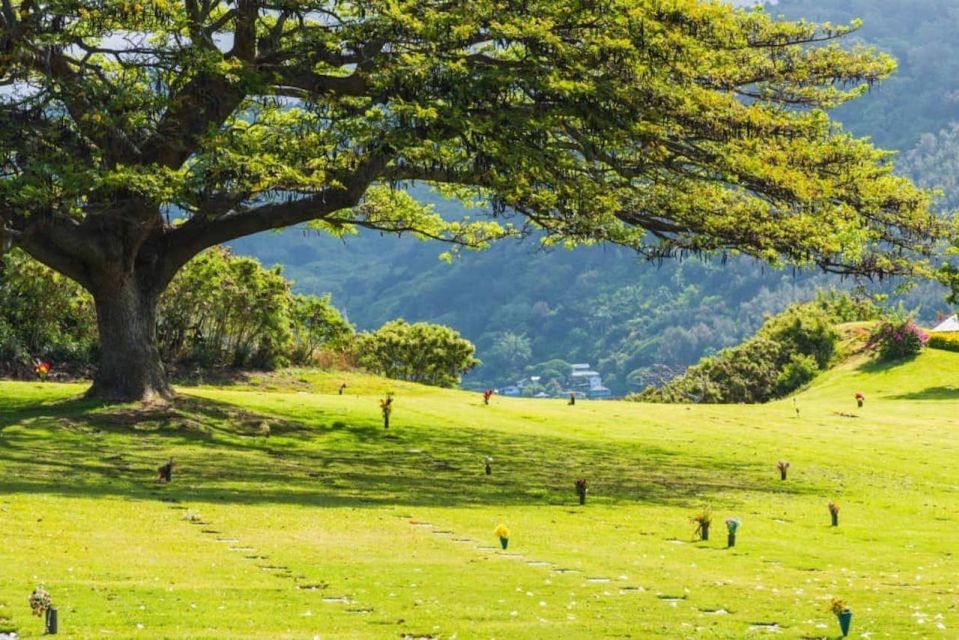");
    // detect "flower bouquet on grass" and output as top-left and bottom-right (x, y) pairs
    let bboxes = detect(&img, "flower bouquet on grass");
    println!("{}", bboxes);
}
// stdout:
(33, 360), (51, 382)
(484, 456), (493, 476)
(691, 507), (712, 541)
(30, 585), (56, 633)
(575, 479), (588, 505)
(725, 518), (740, 547)
(380, 394), (393, 430)
(495, 524), (510, 550)
(777, 460), (790, 480)
(828, 501), (840, 527)
(29, 586), (51, 617)
(830, 598), (852, 637)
